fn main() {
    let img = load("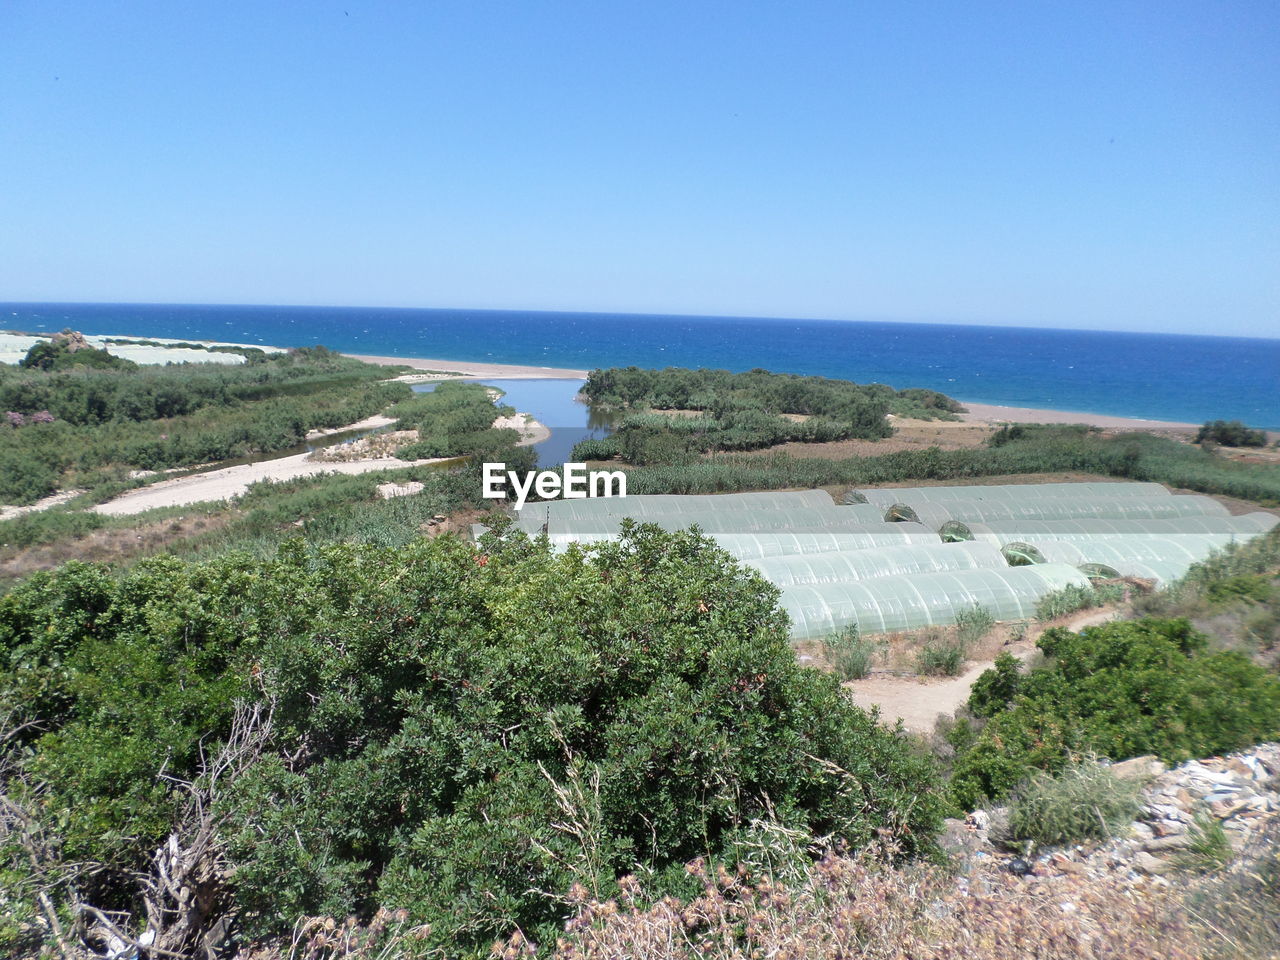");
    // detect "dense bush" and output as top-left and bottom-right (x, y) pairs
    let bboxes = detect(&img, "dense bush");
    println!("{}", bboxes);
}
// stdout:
(1197, 419), (1267, 448)
(0, 525), (943, 955)
(580, 366), (962, 419)
(949, 618), (1280, 809)
(1005, 757), (1142, 846)
(19, 338), (137, 371)
(390, 380), (522, 461)
(571, 366), (966, 463)
(0, 350), (411, 504)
